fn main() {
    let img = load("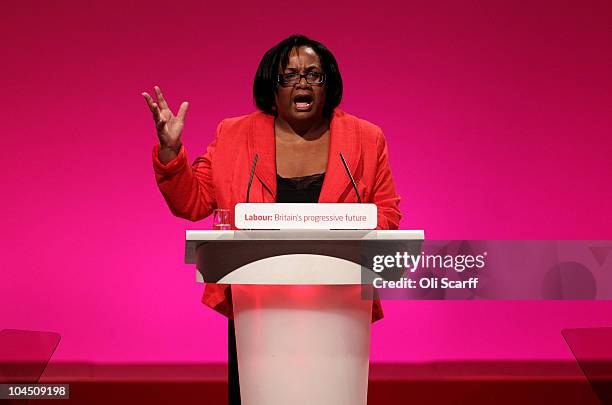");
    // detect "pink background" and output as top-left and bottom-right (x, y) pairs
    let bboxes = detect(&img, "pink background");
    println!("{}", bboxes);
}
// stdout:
(2, 0), (611, 363)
